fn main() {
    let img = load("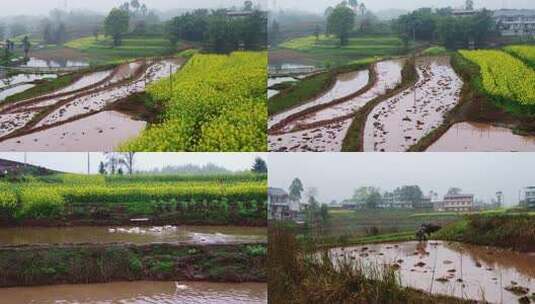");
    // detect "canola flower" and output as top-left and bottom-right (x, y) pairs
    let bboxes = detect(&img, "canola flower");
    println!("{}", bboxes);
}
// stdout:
(460, 50), (535, 106)
(122, 51), (267, 152)
(504, 45), (535, 66)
